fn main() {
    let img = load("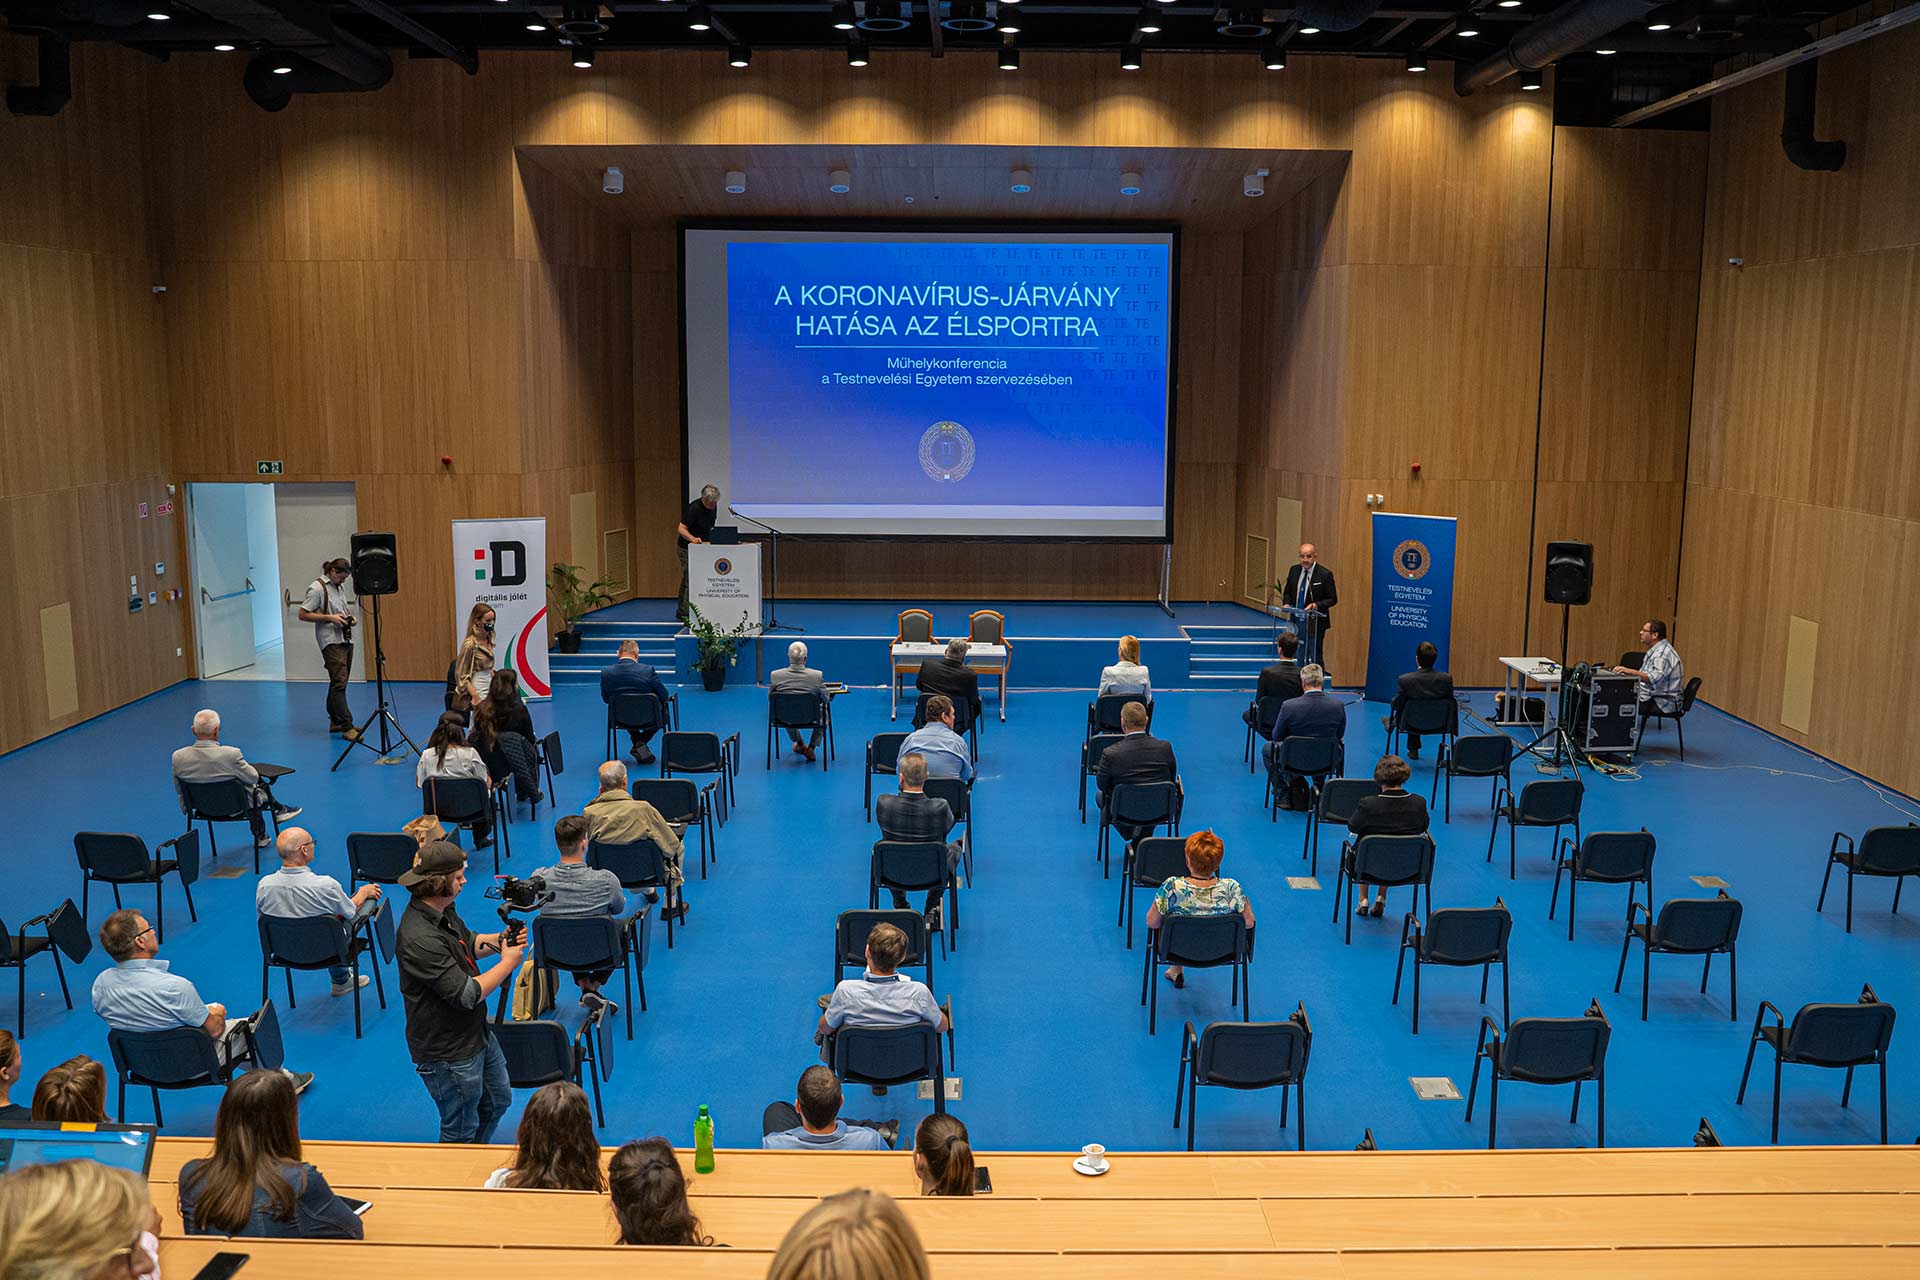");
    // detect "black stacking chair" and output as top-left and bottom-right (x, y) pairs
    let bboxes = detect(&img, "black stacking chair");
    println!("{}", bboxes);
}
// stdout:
(1079, 733), (1123, 823)
(1118, 836), (1190, 950)
(1488, 777), (1583, 880)
(1616, 891), (1742, 1021)
(832, 1019), (952, 1114)
(1394, 899), (1511, 1035)
(662, 730), (738, 823)
(1619, 650), (1646, 670)
(912, 693), (979, 760)
(178, 777), (275, 874)
(606, 691), (675, 762)
(1088, 694), (1151, 740)
(1432, 733), (1514, 824)
(1466, 1000), (1613, 1149)
(923, 777), (975, 885)
(346, 832), (416, 890)
(258, 910), (387, 1038)
(1633, 675), (1702, 761)
(1099, 781), (1181, 879)
(492, 1002), (613, 1127)
(1141, 915), (1252, 1035)
(1389, 696), (1457, 775)
(1738, 983), (1897, 1144)
(769, 690), (833, 769)
(74, 830), (199, 943)
(1306, 778), (1380, 878)
(1818, 824), (1920, 934)
(534, 912), (646, 1039)
(1243, 696), (1287, 771)
(588, 839), (682, 949)
(1267, 737), (1343, 821)
(422, 776), (509, 874)
(2, 899), (89, 1037)
(631, 778), (715, 879)
(870, 841), (959, 953)
(107, 1000), (286, 1127)
(1333, 834), (1436, 945)
(1549, 829), (1655, 941)
(833, 909), (933, 991)
(537, 730), (566, 812)
(865, 732), (910, 820)
(1175, 1006), (1313, 1151)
